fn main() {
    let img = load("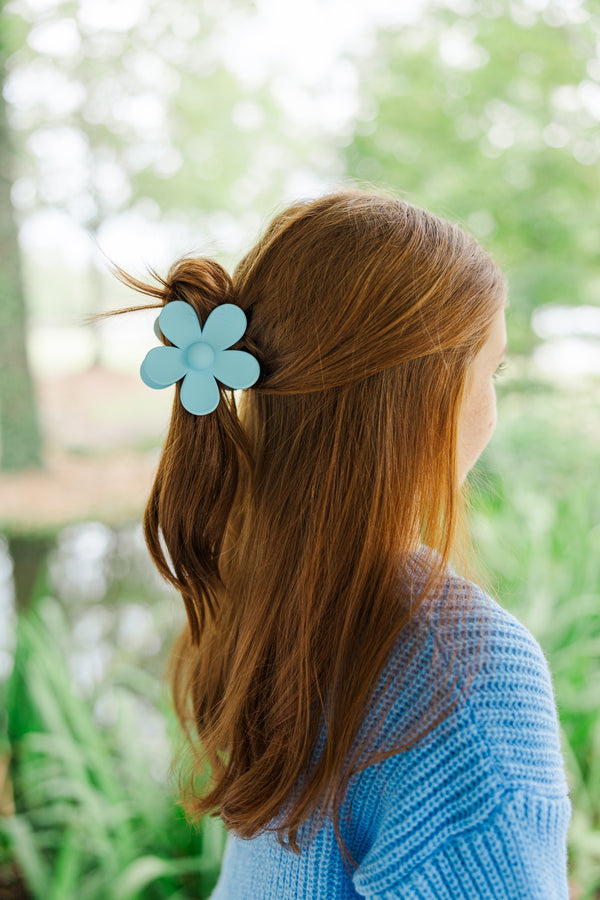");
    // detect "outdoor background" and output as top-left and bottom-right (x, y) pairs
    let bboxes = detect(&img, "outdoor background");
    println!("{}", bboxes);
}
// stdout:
(0, 0), (599, 897)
